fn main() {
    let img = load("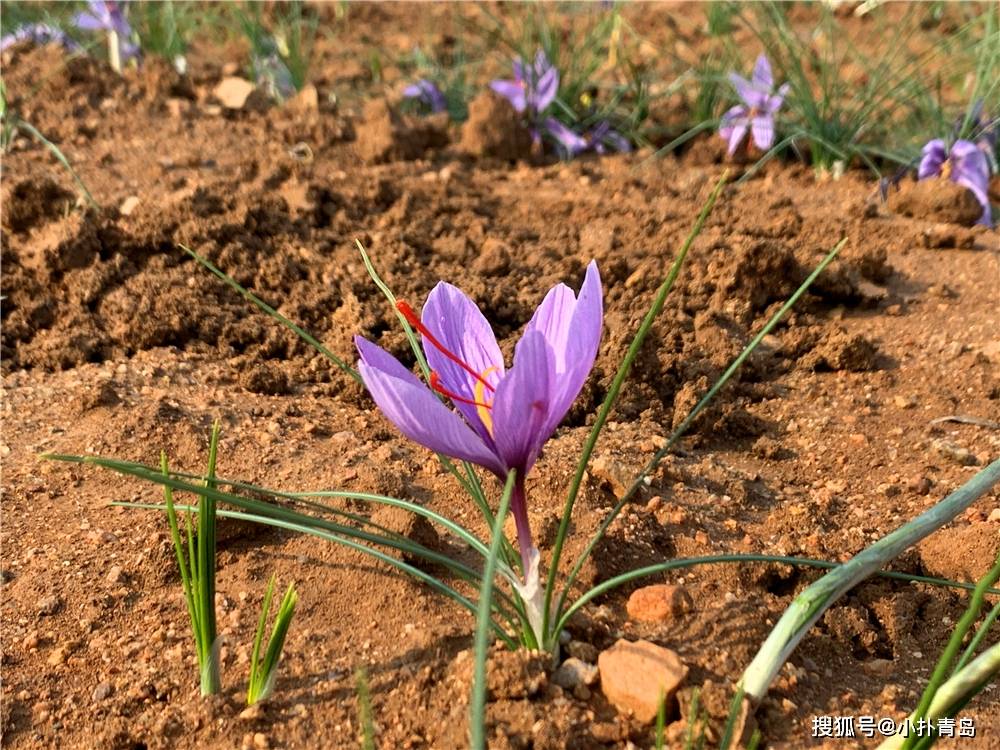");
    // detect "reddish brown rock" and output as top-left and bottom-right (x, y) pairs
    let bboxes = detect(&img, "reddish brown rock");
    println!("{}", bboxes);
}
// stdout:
(626, 584), (694, 623)
(597, 639), (688, 723)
